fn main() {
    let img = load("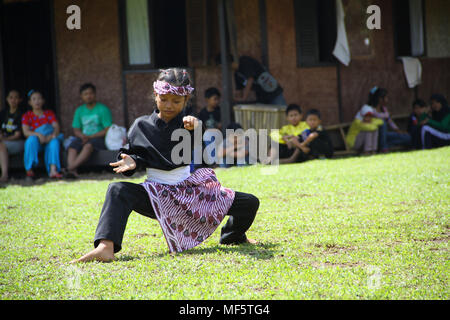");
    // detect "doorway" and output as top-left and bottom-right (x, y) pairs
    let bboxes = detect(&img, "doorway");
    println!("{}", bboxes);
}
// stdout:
(1, 0), (56, 112)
